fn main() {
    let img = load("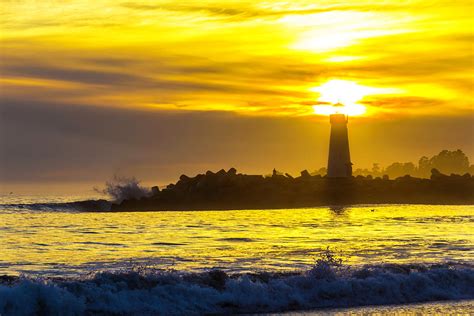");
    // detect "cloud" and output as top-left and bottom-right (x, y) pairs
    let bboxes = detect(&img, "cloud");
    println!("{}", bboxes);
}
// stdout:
(1, 98), (473, 191)
(120, 1), (409, 21)
(1, 1), (472, 117)
(0, 44), (324, 114)
(0, 99), (328, 183)
(1, 0), (473, 195)
(2, 64), (153, 86)
(362, 96), (447, 110)
(121, 2), (259, 19)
